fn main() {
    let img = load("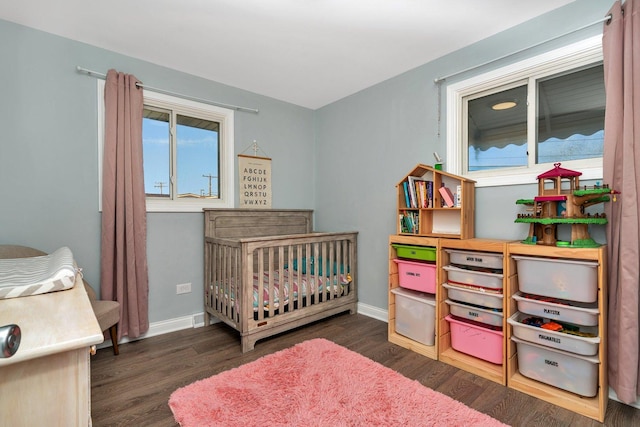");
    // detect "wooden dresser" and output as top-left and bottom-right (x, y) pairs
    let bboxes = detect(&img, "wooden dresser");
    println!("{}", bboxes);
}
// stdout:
(0, 274), (103, 426)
